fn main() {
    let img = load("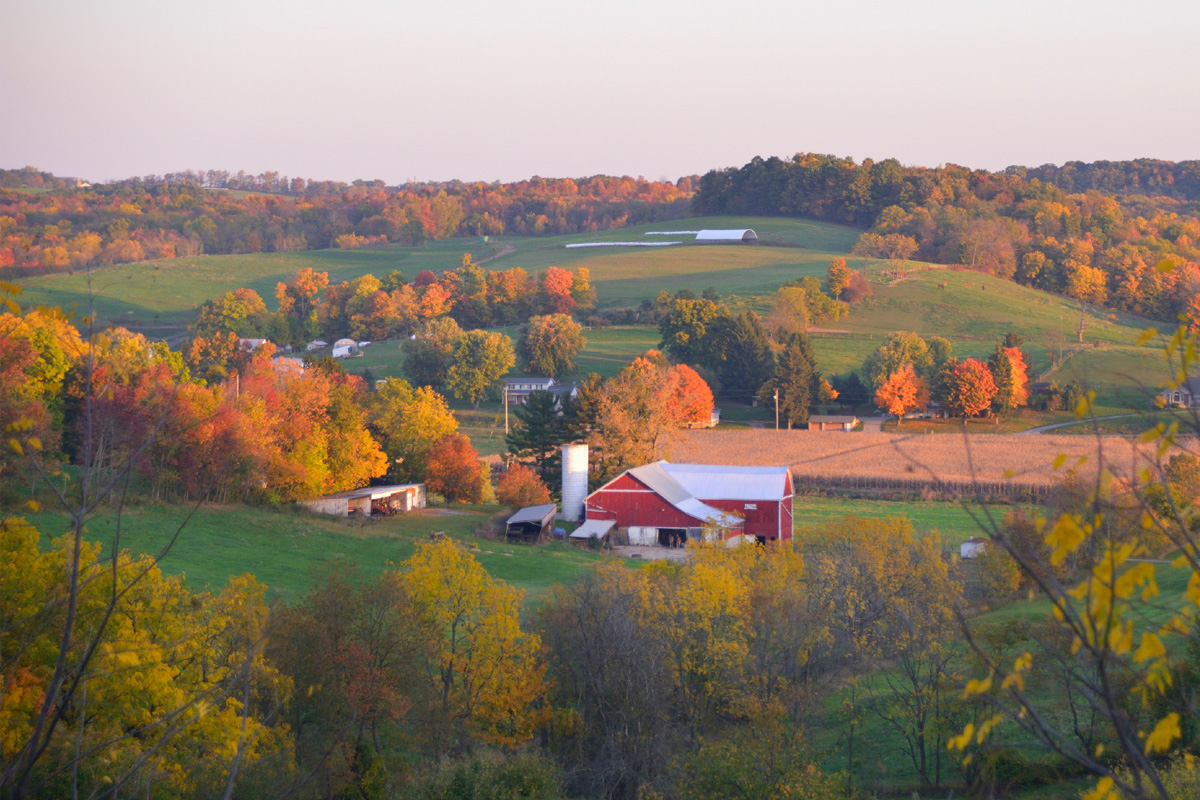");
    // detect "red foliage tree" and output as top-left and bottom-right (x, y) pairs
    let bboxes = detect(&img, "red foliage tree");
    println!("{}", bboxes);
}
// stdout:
(662, 363), (715, 426)
(874, 364), (930, 426)
(425, 434), (487, 504)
